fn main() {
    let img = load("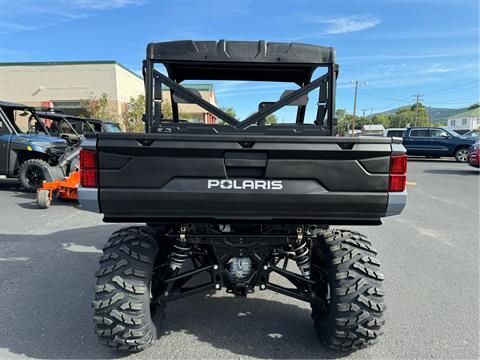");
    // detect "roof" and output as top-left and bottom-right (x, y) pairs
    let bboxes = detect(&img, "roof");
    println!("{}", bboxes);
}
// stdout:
(363, 124), (385, 131)
(0, 60), (142, 80)
(0, 100), (30, 109)
(148, 40), (336, 84)
(148, 40), (335, 64)
(448, 107), (480, 119)
(35, 111), (106, 123)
